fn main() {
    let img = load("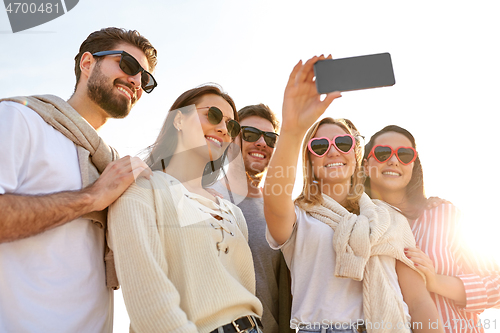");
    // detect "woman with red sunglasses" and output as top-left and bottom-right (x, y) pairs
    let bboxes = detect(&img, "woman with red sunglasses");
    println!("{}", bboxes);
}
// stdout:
(263, 56), (443, 333)
(363, 125), (500, 333)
